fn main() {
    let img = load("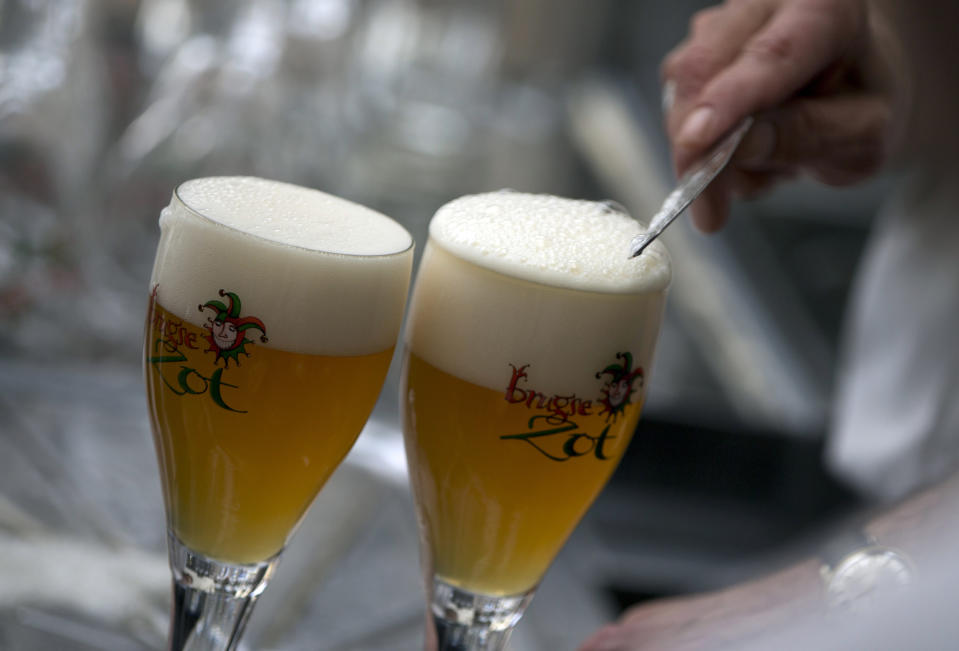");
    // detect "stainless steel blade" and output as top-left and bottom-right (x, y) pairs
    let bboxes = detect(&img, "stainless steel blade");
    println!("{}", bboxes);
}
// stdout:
(629, 116), (754, 258)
